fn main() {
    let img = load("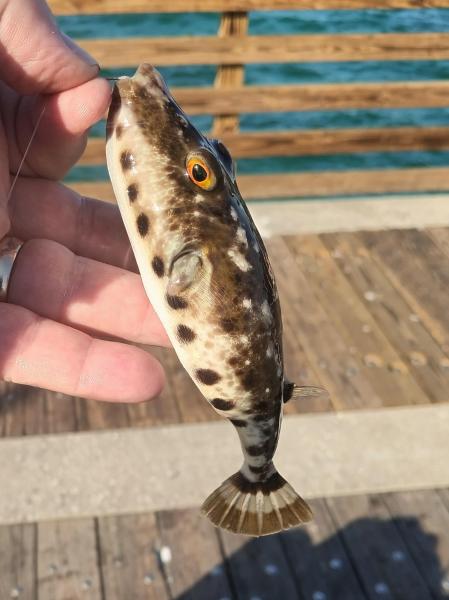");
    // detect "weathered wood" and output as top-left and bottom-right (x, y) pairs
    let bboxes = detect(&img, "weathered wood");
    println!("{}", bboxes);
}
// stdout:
(426, 226), (449, 260)
(98, 513), (169, 599)
(220, 528), (299, 599)
(361, 229), (449, 350)
(70, 166), (449, 202)
(285, 234), (427, 407)
(79, 33), (449, 68)
(326, 494), (433, 600)
(0, 523), (36, 600)
(81, 125), (449, 165)
(322, 232), (449, 403)
(212, 12), (248, 136)
(37, 518), (102, 599)
(75, 396), (130, 431)
(170, 80), (449, 115)
(265, 237), (383, 410)
(126, 346), (183, 427)
(281, 498), (364, 598)
(157, 508), (232, 599)
(49, 0), (449, 15)
(383, 490), (449, 600)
